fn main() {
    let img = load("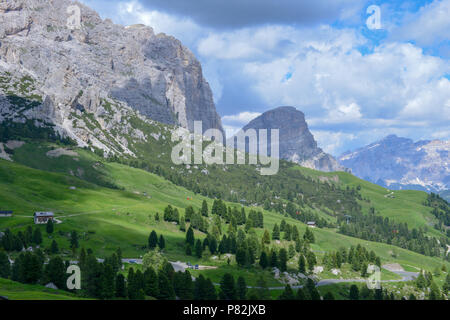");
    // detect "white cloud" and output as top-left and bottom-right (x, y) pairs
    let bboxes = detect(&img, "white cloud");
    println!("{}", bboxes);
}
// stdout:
(311, 131), (357, 155)
(391, 0), (450, 46)
(222, 112), (262, 124)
